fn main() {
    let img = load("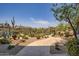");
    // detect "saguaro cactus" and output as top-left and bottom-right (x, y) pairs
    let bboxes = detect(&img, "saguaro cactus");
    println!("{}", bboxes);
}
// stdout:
(11, 16), (15, 28)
